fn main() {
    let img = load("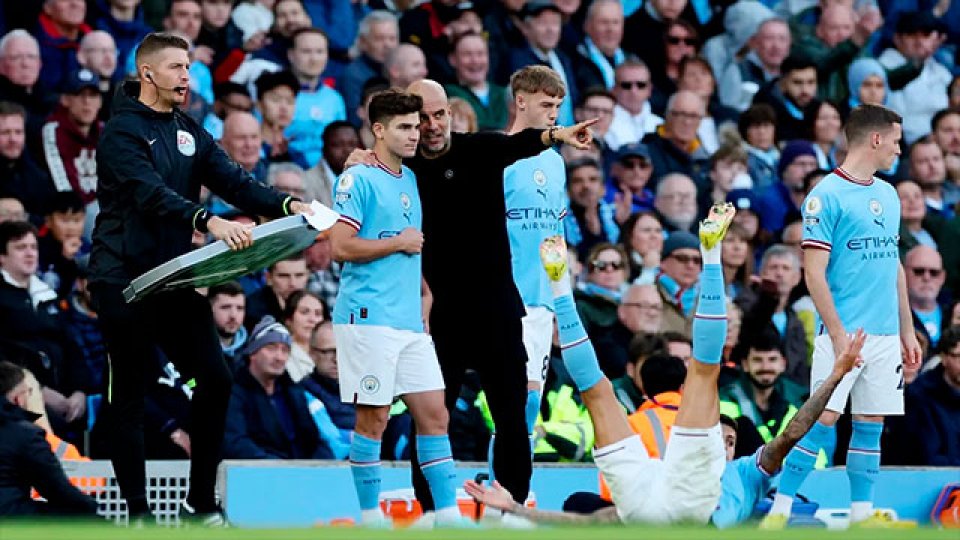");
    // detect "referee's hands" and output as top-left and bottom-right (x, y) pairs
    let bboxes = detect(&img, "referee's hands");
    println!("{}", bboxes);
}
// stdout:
(554, 118), (599, 150)
(208, 217), (255, 251)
